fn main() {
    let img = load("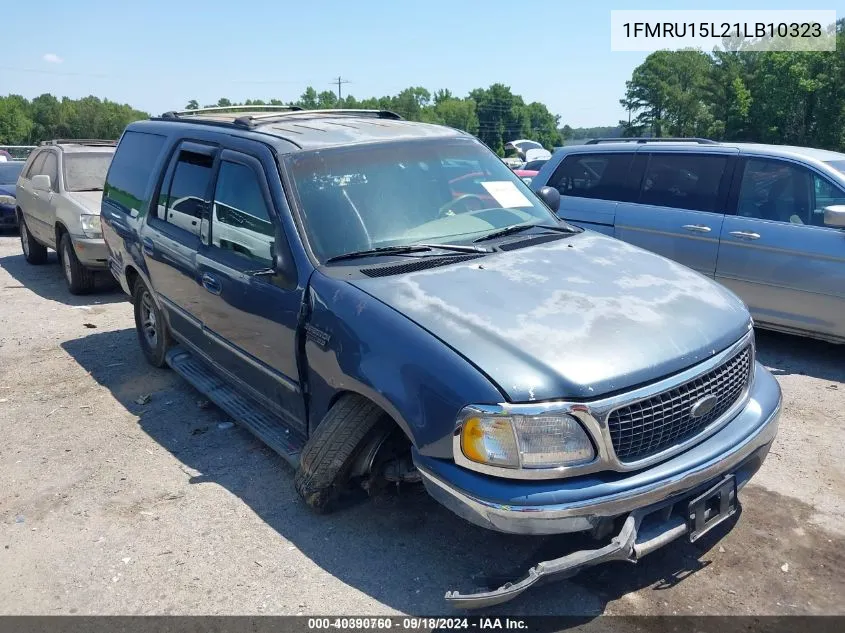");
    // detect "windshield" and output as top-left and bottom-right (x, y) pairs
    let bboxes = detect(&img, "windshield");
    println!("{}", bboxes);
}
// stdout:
(824, 160), (845, 177)
(0, 162), (24, 186)
(63, 153), (113, 192)
(287, 138), (560, 262)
